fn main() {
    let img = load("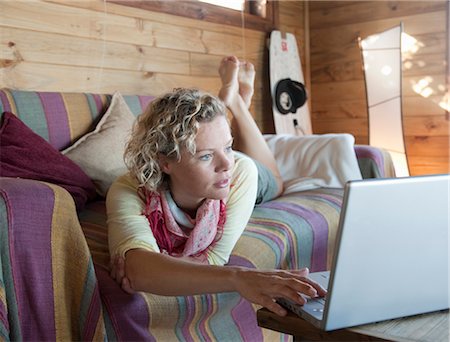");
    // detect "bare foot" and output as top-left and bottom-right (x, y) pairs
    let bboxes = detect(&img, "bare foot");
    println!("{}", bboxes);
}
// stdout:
(218, 56), (240, 108)
(238, 61), (255, 109)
